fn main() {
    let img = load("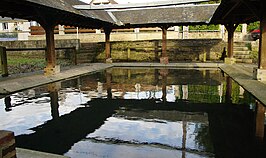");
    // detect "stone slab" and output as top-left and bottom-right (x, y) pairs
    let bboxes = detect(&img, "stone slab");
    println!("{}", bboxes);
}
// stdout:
(220, 64), (266, 106)
(0, 63), (112, 95)
(16, 148), (68, 158)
